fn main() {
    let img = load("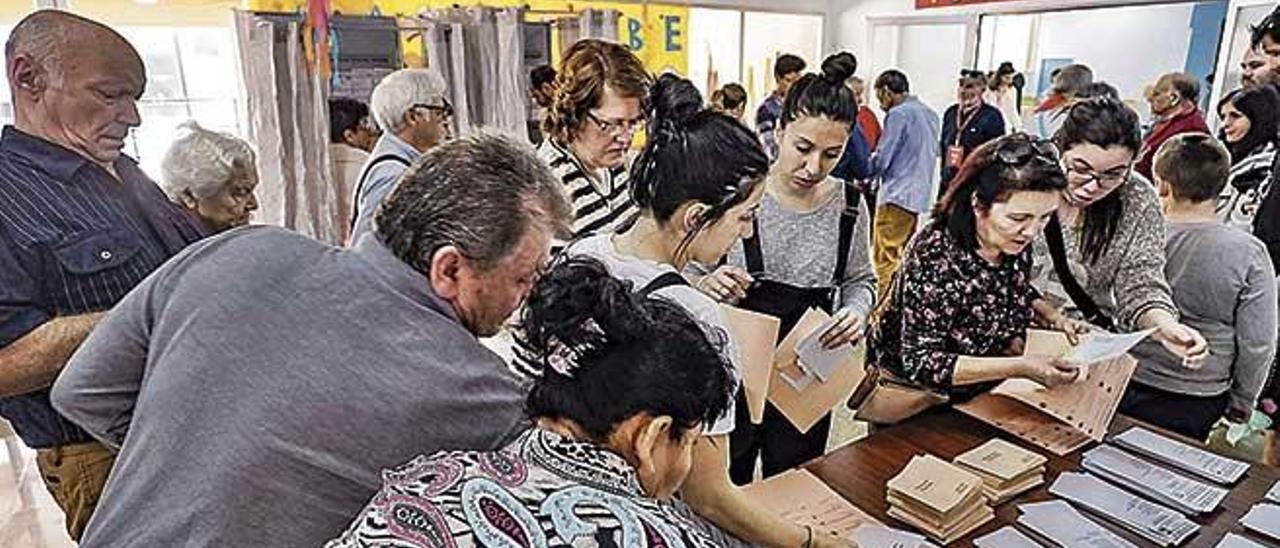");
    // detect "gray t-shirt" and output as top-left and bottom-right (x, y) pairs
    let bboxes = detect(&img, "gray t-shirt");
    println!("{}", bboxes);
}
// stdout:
(1130, 222), (1277, 410)
(52, 227), (527, 548)
(724, 180), (877, 318)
